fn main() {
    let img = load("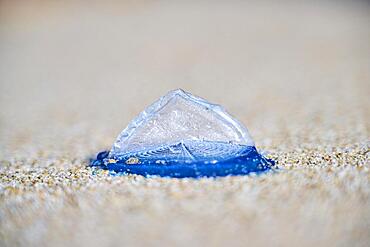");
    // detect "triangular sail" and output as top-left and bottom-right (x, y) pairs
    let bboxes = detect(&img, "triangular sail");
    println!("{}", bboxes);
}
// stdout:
(110, 89), (254, 157)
